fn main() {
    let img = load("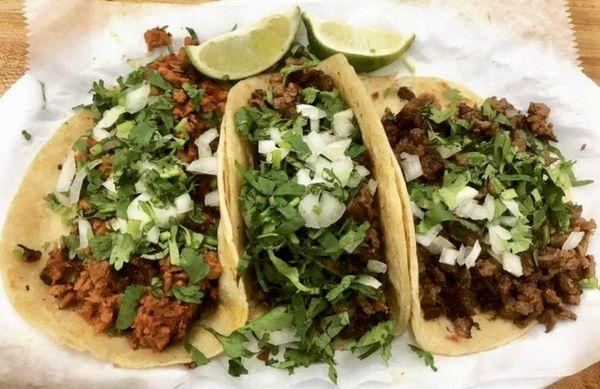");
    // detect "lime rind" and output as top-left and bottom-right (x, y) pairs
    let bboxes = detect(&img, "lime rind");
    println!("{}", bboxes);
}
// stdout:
(303, 12), (415, 73)
(187, 7), (301, 80)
